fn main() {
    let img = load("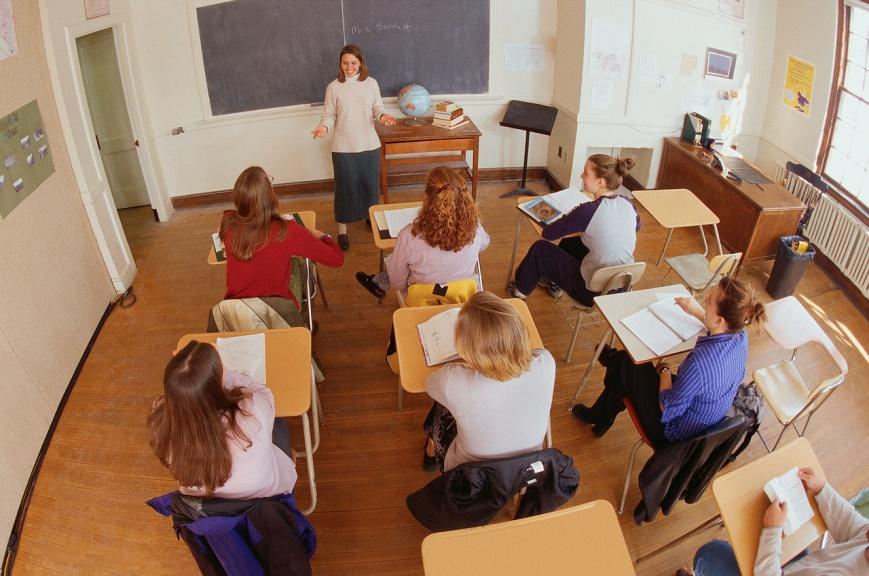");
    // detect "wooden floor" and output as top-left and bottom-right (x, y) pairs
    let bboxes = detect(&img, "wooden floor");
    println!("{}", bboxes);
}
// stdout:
(13, 180), (869, 575)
